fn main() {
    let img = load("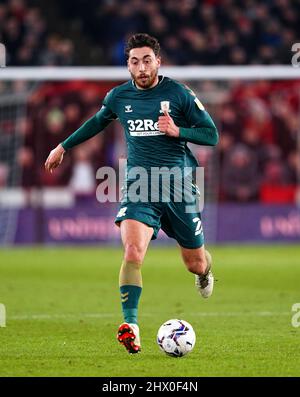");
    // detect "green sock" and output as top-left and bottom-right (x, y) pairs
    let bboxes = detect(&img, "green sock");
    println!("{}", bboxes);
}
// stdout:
(120, 285), (142, 325)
